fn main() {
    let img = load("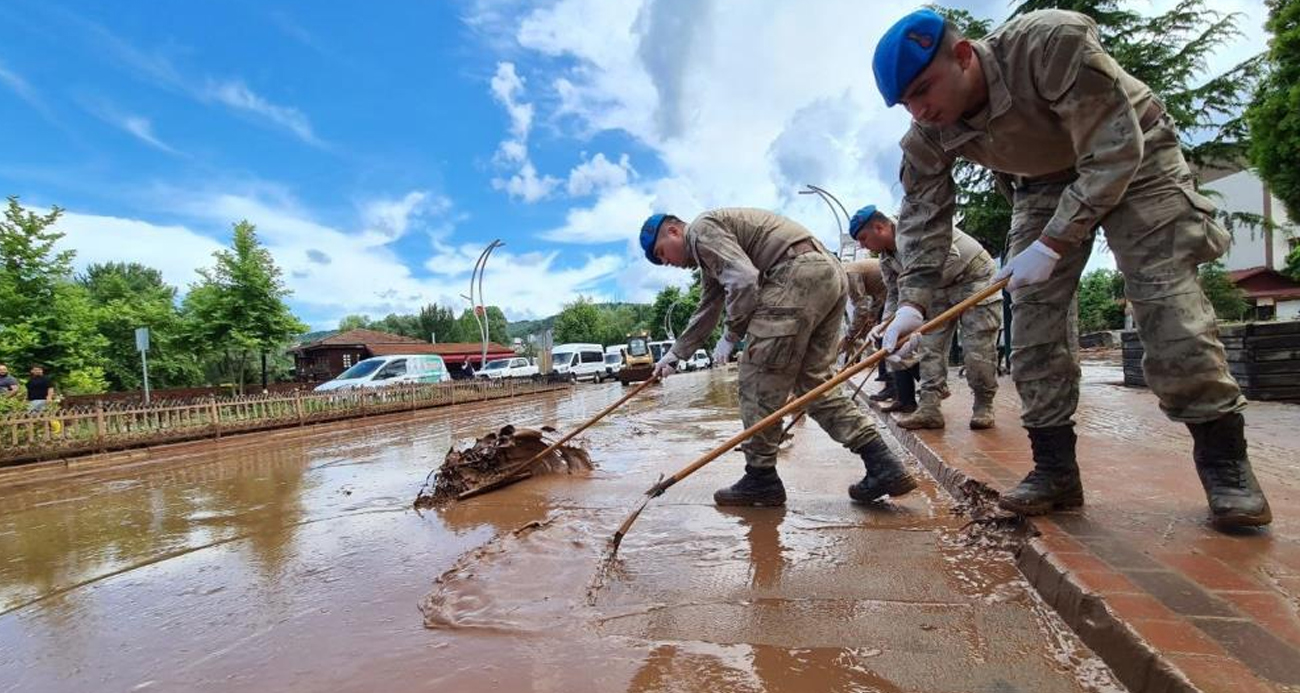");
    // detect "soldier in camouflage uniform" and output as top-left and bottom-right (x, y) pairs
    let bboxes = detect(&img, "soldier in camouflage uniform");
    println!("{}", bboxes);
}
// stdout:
(843, 259), (897, 401)
(849, 205), (1001, 430)
(639, 209), (916, 506)
(872, 8), (1270, 528)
